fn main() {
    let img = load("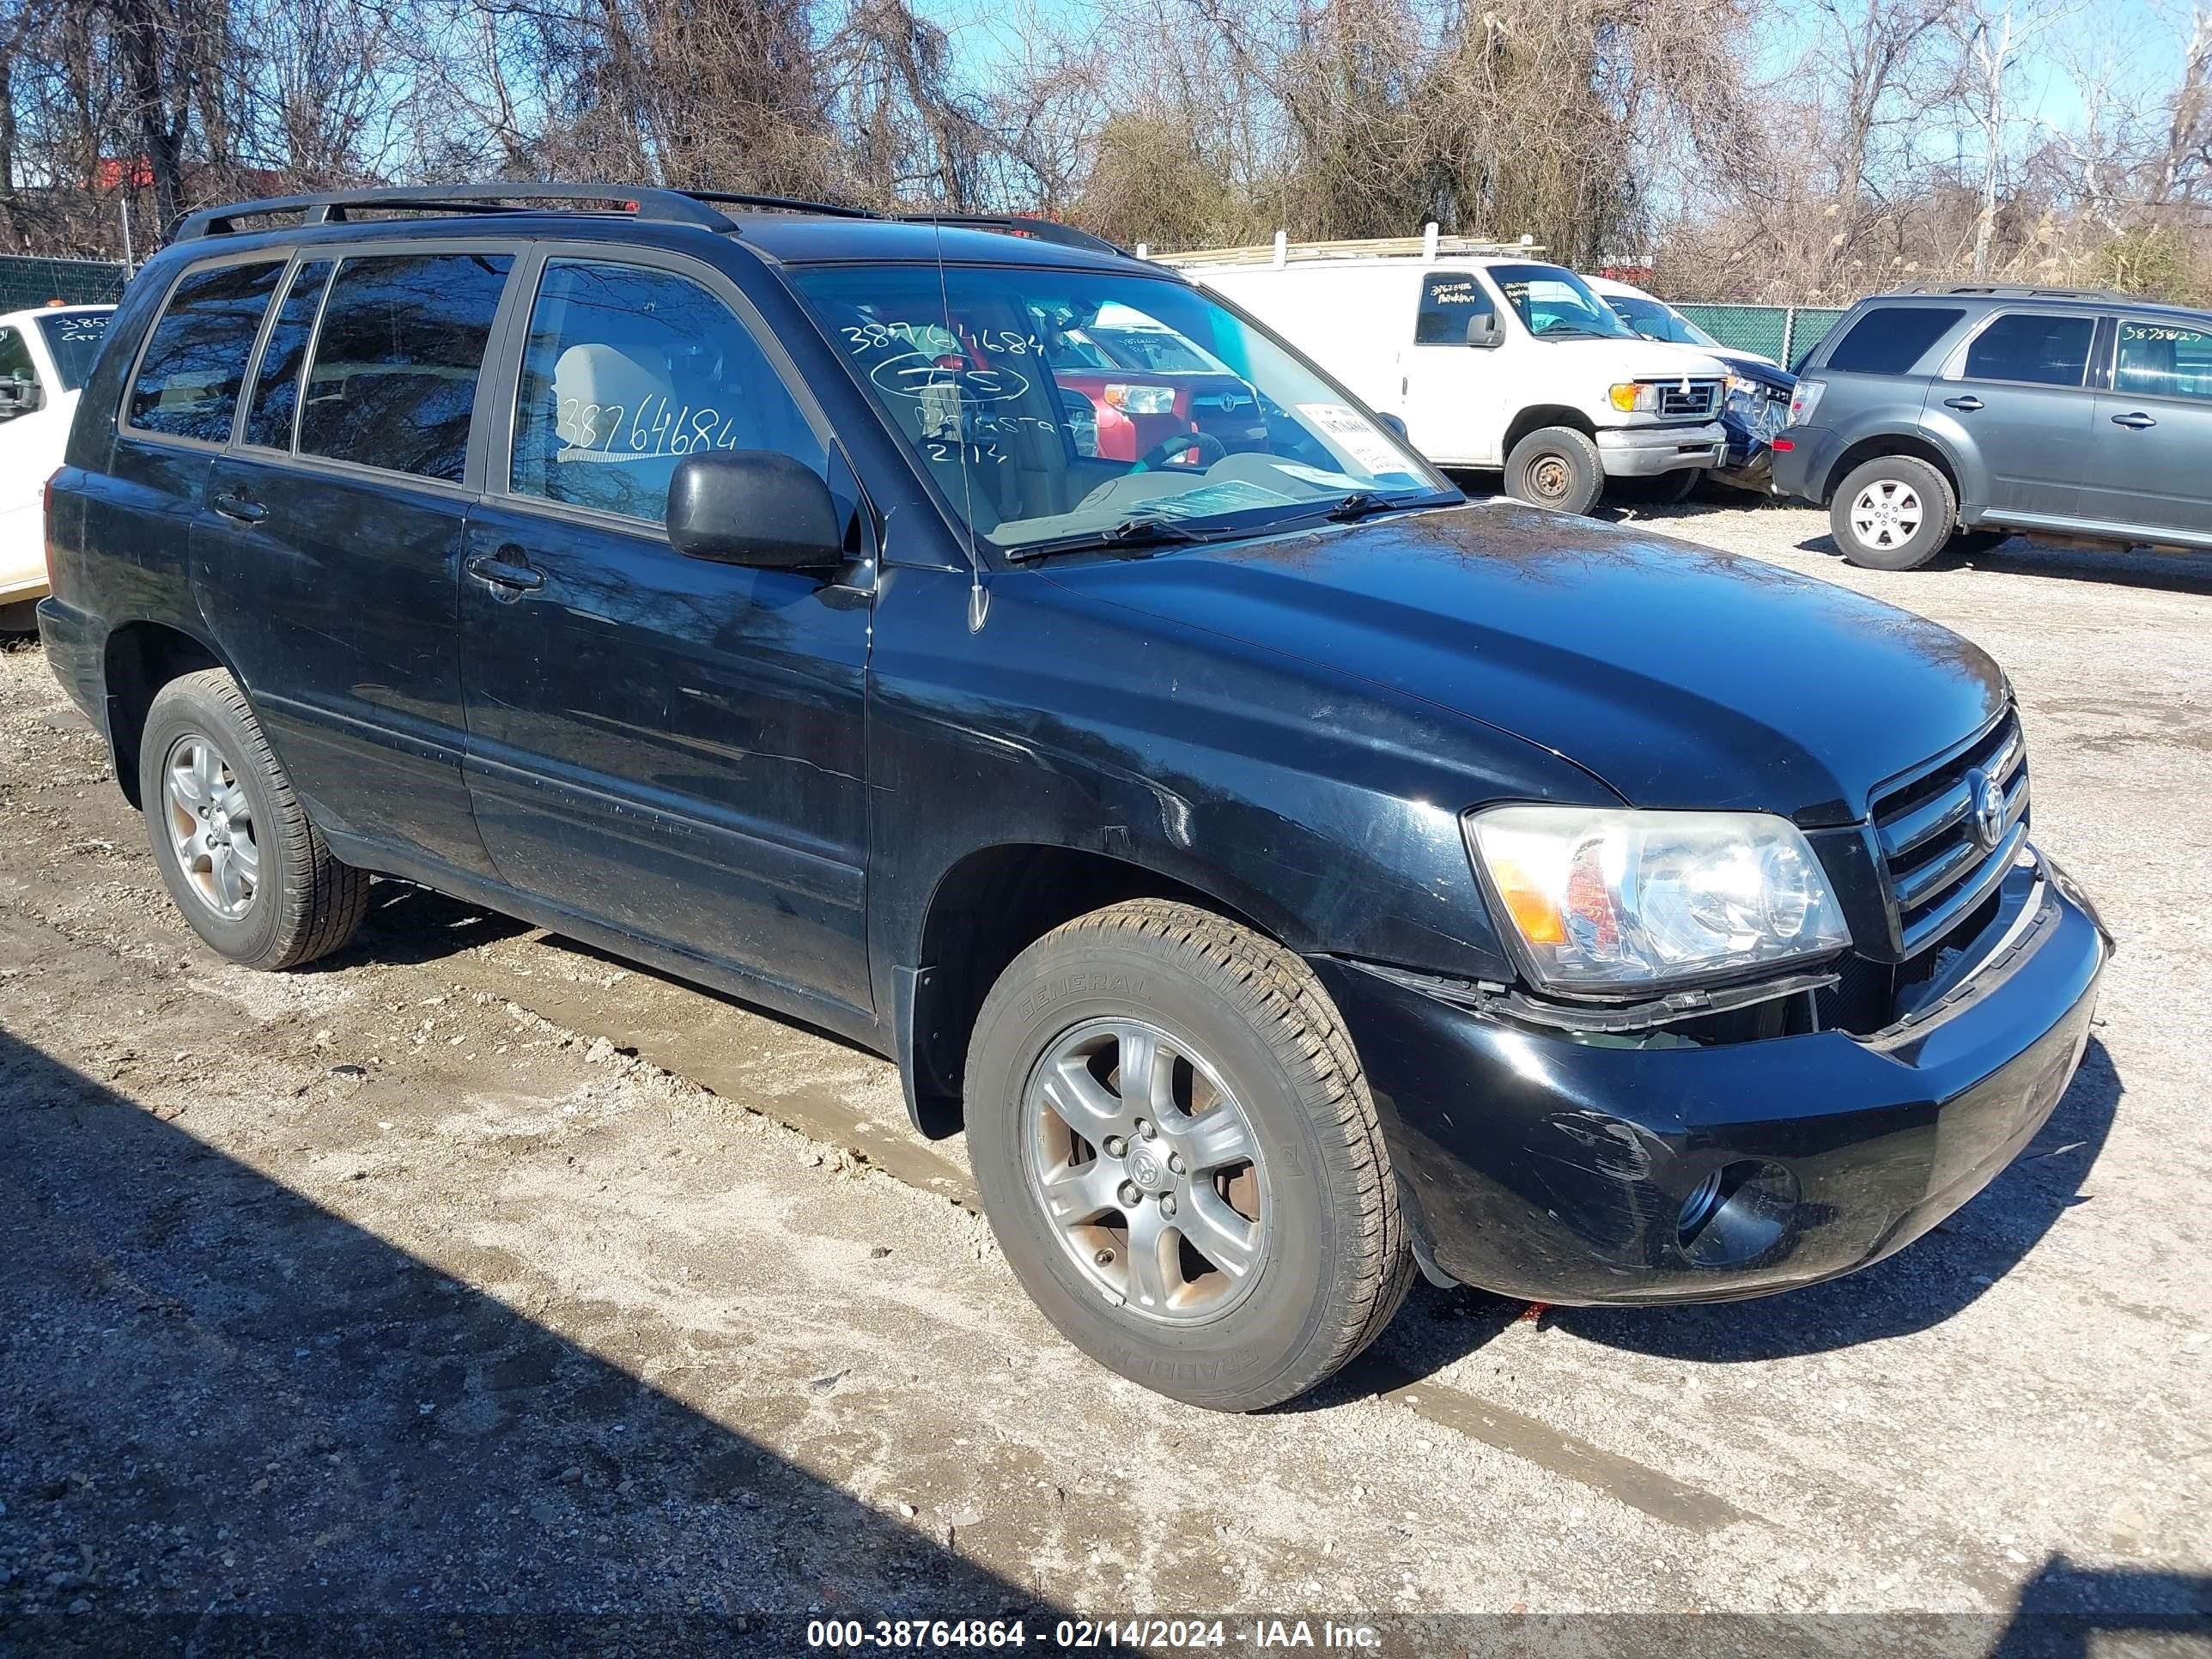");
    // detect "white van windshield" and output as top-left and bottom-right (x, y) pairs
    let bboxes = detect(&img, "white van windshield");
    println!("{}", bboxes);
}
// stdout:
(1488, 264), (1635, 341)
(792, 264), (1453, 555)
